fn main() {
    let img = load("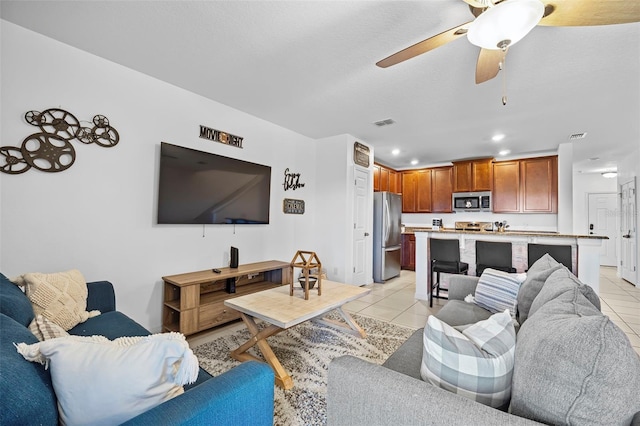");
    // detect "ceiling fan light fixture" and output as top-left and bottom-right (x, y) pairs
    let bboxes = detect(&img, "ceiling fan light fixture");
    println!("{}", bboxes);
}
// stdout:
(467, 0), (545, 50)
